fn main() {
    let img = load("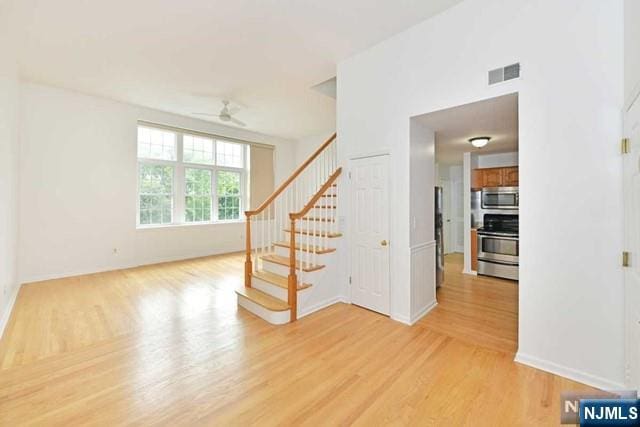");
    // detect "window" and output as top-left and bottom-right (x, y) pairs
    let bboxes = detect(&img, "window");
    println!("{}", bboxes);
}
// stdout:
(185, 168), (212, 222)
(137, 124), (247, 227)
(217, 140), (244, 167)
(217, 171), (241, 220)
(183, 134), (214, 165)
(138, 164), (174, 225)
(137, 127), (176, 160)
